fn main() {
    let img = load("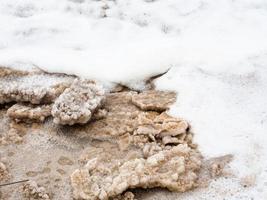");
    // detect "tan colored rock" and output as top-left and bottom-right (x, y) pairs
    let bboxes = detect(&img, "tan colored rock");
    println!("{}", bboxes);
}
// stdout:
(71, 144), (202, 200)
(0, 161), (10, 182)
(51, 79), (105, 125)
(82, 92), (190, 148)
(142, 142), (163, 158)
(0, 126), (23, 145)
(131, 90), (176, 111)
(23, 180), (50, 200)
(112, 192), (136, 200)
(7, 103), (52, 122)
(0, 120), (27, 145)
(68, 90), (206, 200)
(135, 112), (189, 141)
